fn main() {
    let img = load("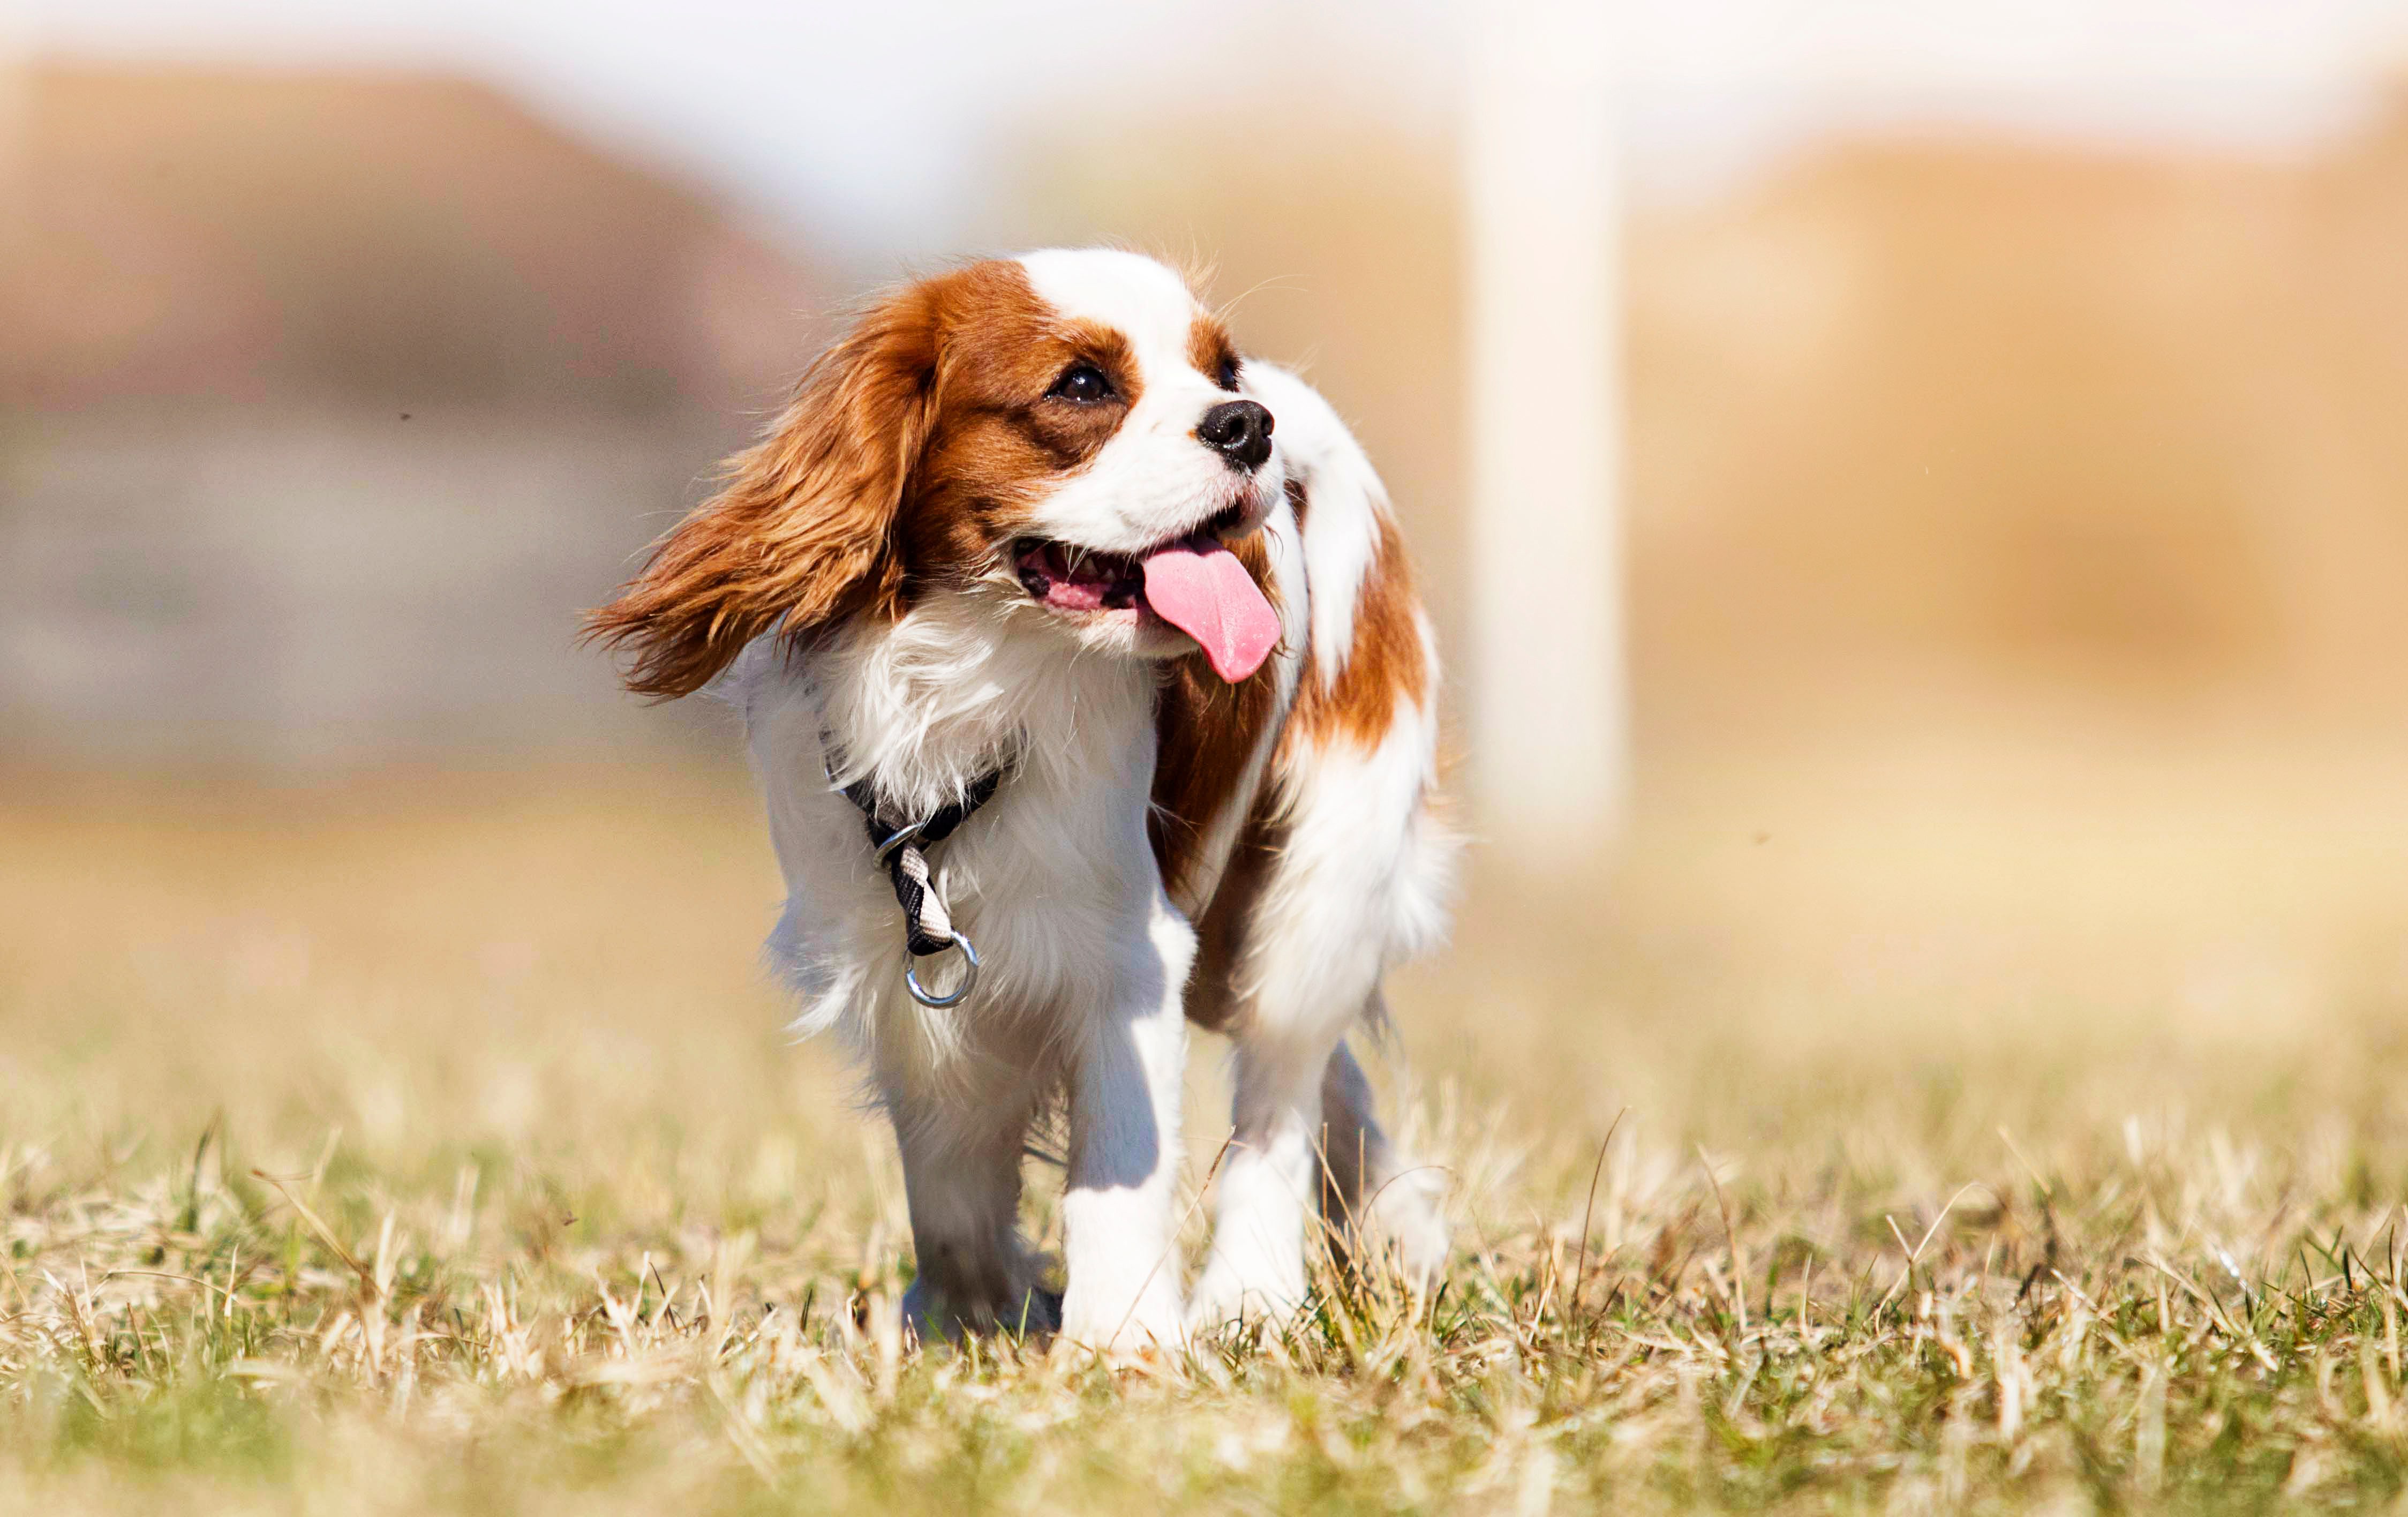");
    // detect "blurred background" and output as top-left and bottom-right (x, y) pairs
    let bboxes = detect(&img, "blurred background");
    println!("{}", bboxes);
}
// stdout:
(8, 0), (2408, 1136)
